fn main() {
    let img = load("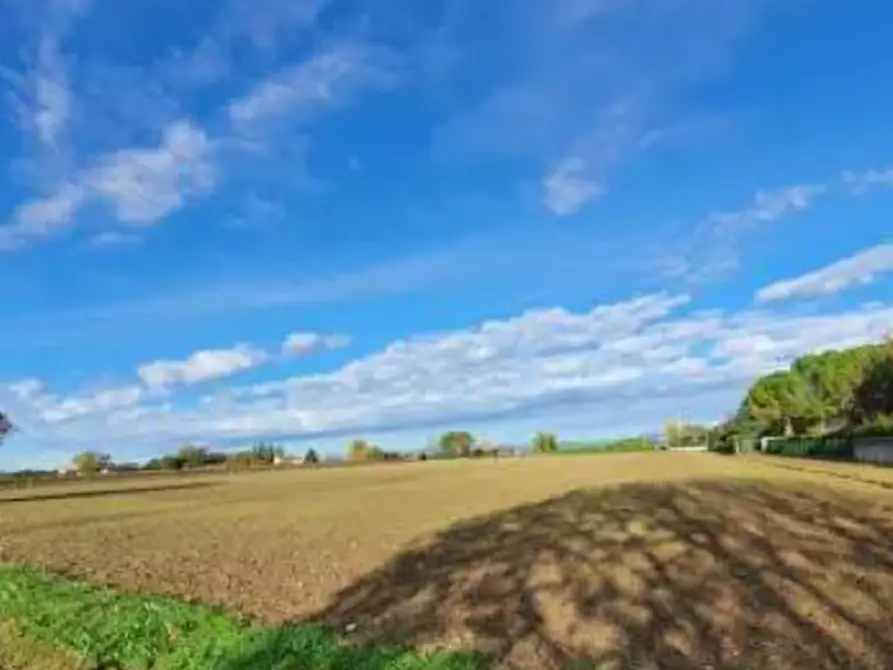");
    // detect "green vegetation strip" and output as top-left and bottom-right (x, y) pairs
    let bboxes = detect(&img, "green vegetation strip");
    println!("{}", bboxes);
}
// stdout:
(0, 565), (480, 670)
